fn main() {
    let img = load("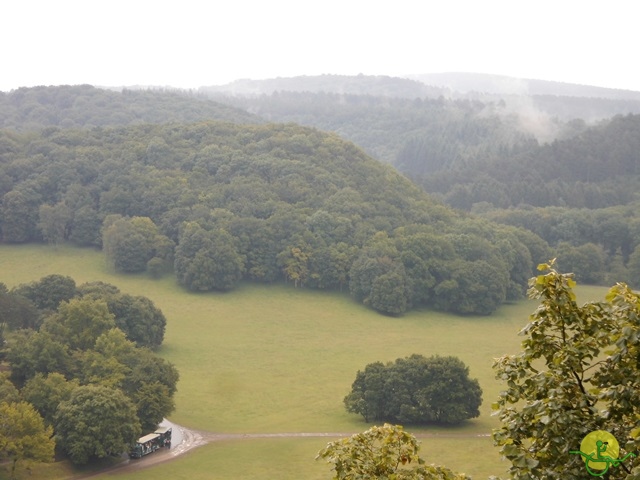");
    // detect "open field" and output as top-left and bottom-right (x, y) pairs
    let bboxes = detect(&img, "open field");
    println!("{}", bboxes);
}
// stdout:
(0, 245), (611, 479)
(94, 436), (501, 480)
